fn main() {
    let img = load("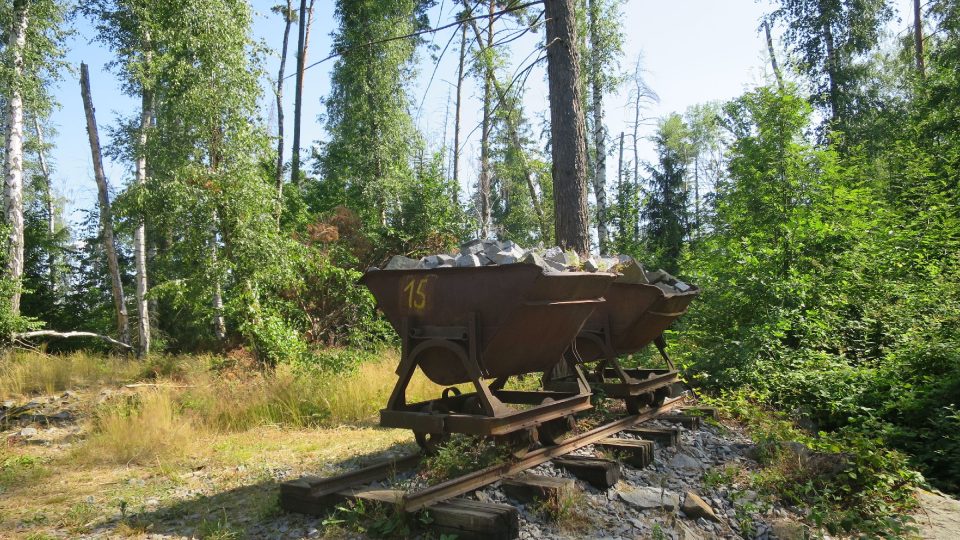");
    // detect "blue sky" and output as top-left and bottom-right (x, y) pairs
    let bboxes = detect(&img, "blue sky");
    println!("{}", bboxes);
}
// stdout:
(46, 0), (916, 223)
